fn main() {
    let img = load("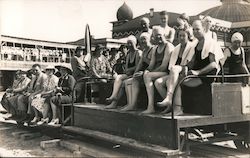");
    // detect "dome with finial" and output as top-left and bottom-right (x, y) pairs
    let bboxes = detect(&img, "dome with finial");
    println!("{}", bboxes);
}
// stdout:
(116, 2), (133, 21)
(199, 0), (250, 22)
